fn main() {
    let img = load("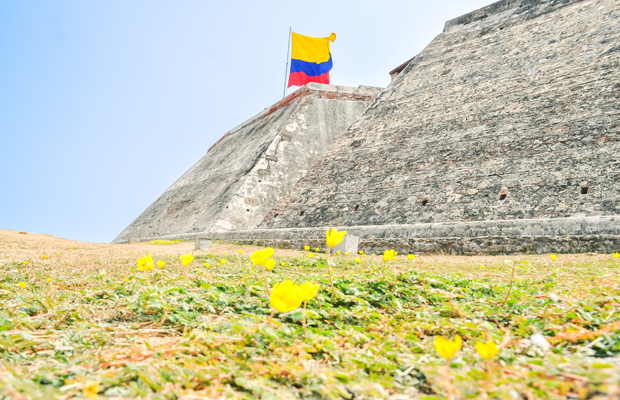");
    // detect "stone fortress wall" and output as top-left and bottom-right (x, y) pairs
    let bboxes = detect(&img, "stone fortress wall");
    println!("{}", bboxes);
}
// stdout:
(116, 0), (620, 254)
(113, 84), (381, 243)
(264, 0), (619, 229)
(244, 0), (619, 253)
